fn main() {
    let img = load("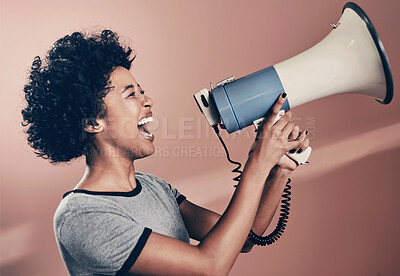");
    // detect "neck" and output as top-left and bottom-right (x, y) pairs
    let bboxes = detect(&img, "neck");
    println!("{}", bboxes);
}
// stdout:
(76, 145), (138, 192)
